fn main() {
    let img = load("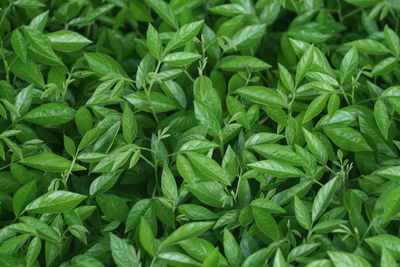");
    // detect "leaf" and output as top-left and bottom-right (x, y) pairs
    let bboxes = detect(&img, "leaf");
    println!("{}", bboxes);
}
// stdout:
(235, 86), (287, 108)
(248, 160), (304, 178)
(125, 92), (178, 113)
(110, 233), (139, 267)
(10, 57), (45, 88)
(340, 47), (358, 84)
(21, 152), (86, 172)
(303, 128), (328, 163)
(296, 45), (314, 84)
(230, 24), (266, 51)
(376, 166), (400, 180)
(202, 248), (220, 267)
(381, 248), (397, 267)
(139, 217), (155, 255)
(382, 186), (400, 224)
(145, 0), (179, 29)
(166, 20), (204, 51)
(64, 135), (76, 157)
(294, 196), (311, 230)
(303, 94), (329, 123)
(253, 207), (279, 241)
(384, 25), (400, 56)
(323, 125), (372, 152)
(25, 191), (87, 213)
(89, 170), (123, 195)
(223, 228), (243, 267)
(273, 248), (289, 267)
(374, 99), (390, 139)
(47, 30), (92, 52)
(311, 177), (338, 222)
(218, 56), (271, 72)
(26, 236), (41, 267)
(159, 252), (201, 267)
(12, 179), (36, 216)
(84, 52), (127, 77)
(161, 166), (178, 201)
(279, 64), (295, 92)
(11, 29), (27, 62)
(22, 27), (62, 65)
(186, 152), (230, 185)
(23, 103), (75, 125)
(146, 24), (163, 60)
(163, 52), (201, 66)
(366, 234), (400, 260)
(161, 221), (214, 246)
(346, 39), (390, 55)
(328, 251), (371, 267)
(371, 57), (397, 76)
(122, 105), (137, 144)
